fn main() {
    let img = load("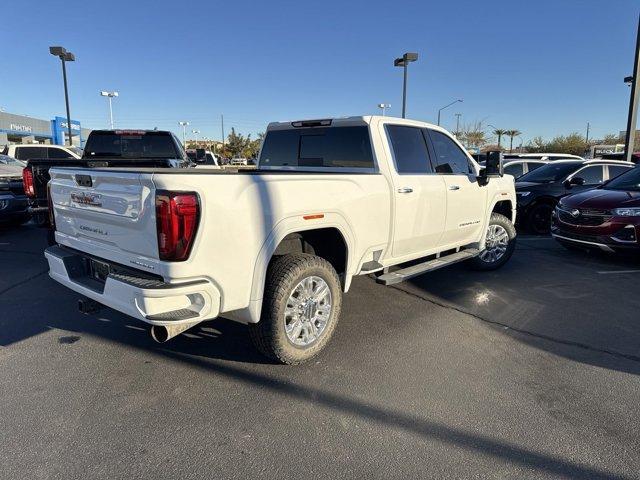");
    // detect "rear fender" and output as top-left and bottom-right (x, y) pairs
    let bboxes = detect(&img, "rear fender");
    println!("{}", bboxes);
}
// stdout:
(242, 213), (355, 323)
